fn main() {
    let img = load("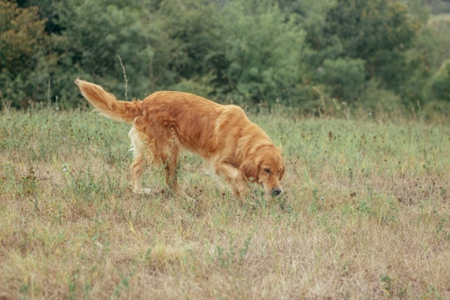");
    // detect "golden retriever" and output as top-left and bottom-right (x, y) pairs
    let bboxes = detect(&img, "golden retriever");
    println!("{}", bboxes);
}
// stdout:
(74, 79), (284, 200)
